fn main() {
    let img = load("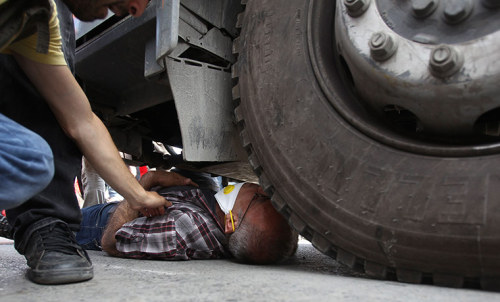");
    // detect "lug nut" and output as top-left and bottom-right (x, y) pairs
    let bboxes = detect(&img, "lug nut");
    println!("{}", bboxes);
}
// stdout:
(344, 0), (371, 17)
(412, 0), (439, 18)
(429, 45), (463, 77)
(443, 0), (473, 24)
(369, 32), (398, 62)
